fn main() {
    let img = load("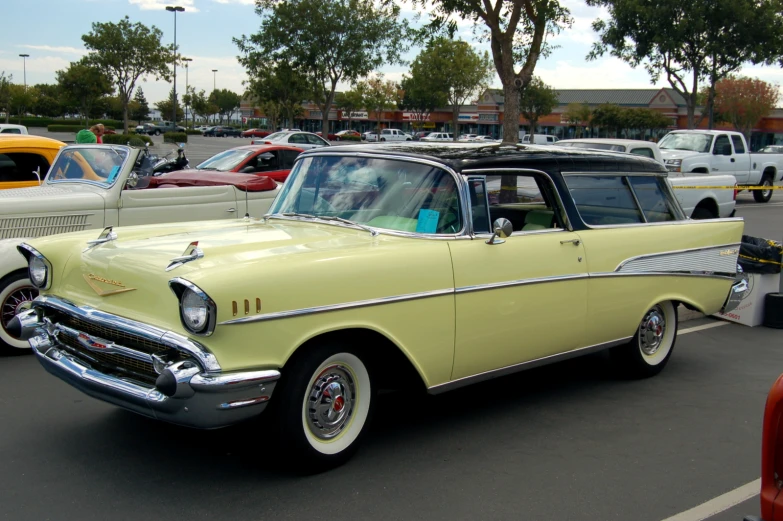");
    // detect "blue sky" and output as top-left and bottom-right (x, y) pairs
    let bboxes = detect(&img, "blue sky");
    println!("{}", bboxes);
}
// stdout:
(2, 0), (782, 105)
